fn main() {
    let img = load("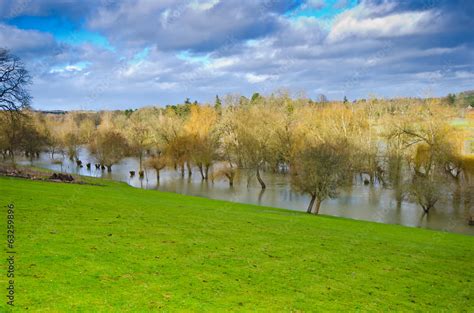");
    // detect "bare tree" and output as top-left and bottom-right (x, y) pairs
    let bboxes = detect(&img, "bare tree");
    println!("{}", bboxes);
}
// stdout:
(0, 48), (31, 112)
